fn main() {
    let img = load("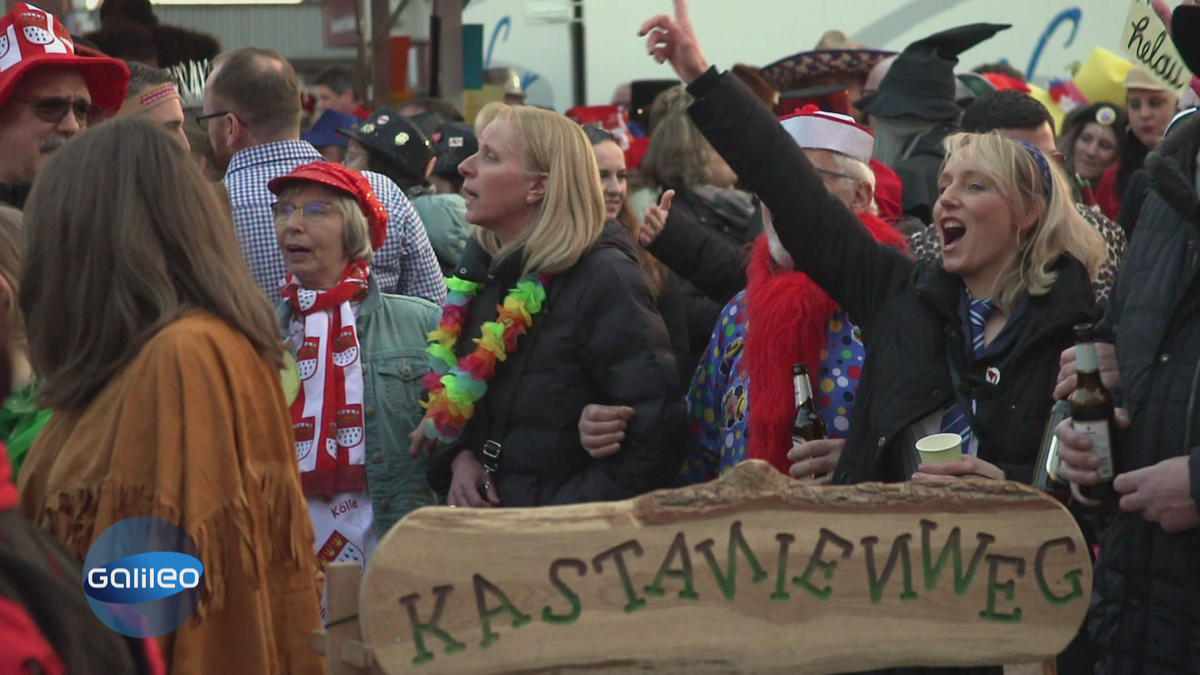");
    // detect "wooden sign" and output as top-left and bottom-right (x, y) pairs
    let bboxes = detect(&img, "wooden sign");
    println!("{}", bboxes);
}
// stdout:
(1122, 0), (1194, 97)
(333, 461), (1089, 675)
